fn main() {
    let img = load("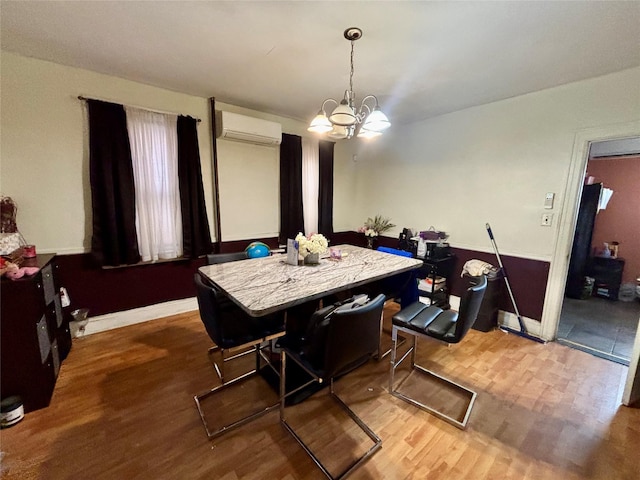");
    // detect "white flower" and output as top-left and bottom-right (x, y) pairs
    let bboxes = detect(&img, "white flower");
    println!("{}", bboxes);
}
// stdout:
(365, 229), (378, 237)
(295, 232), (329, 256)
